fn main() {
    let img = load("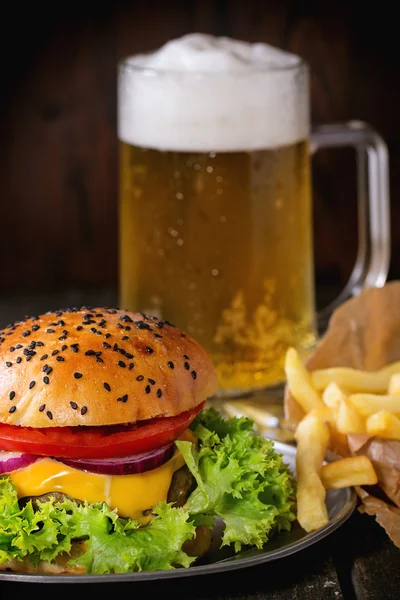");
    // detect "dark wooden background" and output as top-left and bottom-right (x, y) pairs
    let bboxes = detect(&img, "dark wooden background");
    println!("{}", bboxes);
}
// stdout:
(1, 0), (399, 307)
